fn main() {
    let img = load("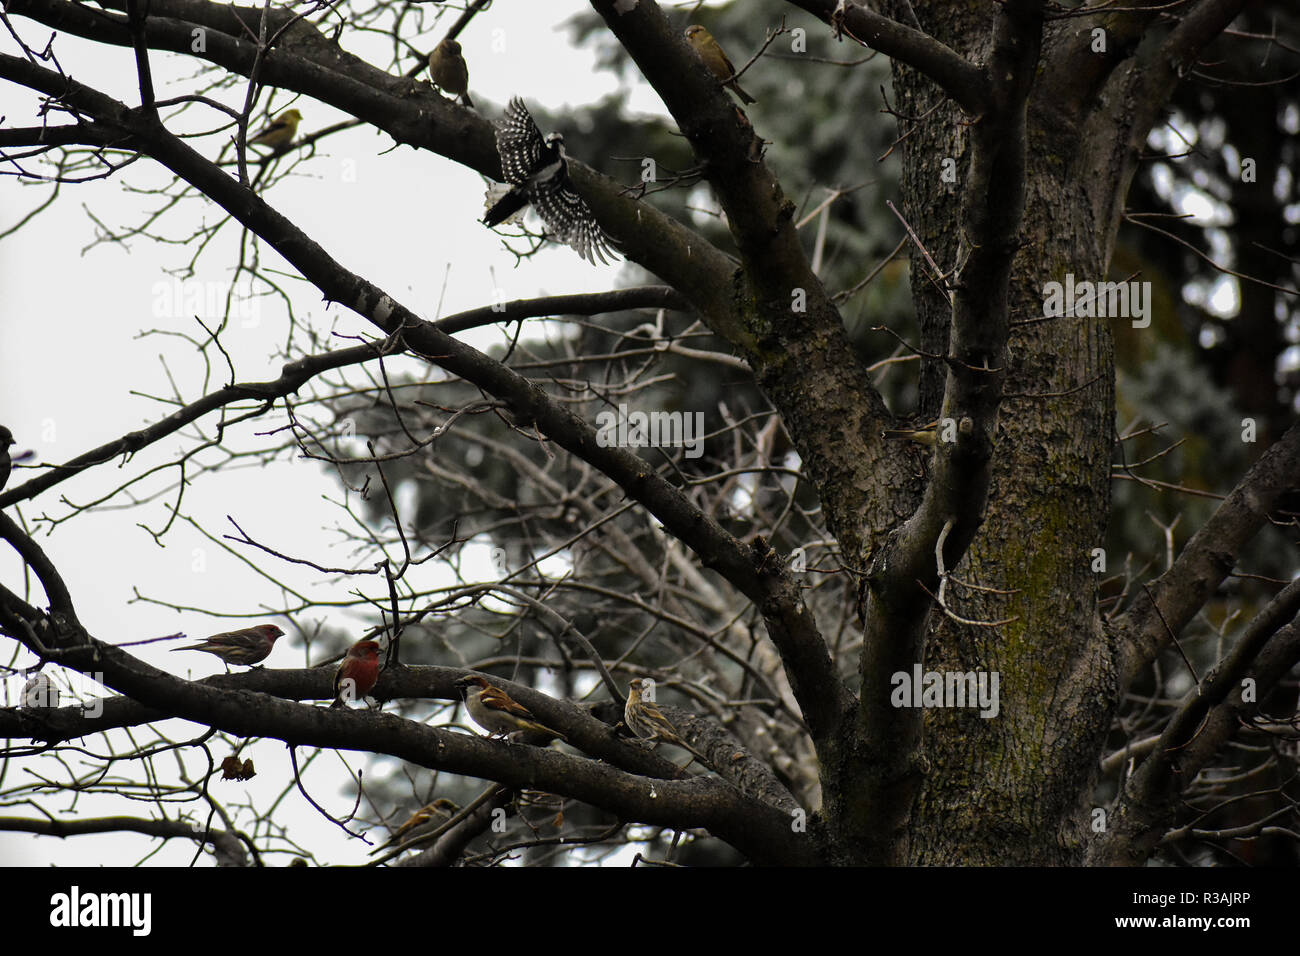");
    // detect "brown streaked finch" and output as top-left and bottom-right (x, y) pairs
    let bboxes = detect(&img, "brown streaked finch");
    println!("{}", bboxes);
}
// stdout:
(684, 25), (756, 105)
(172, 624), (284, 667)
(454, 674), (566, 742)
(428, 38), (474, 107)
(624, 678), (709, 764)
(331, 639), (382, 708)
